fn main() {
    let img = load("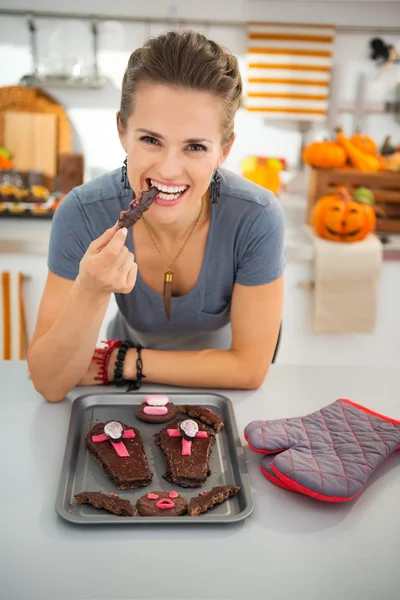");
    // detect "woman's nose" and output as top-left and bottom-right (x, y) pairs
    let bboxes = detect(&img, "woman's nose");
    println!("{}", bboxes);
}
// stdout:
(158, 149), (182, 181)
